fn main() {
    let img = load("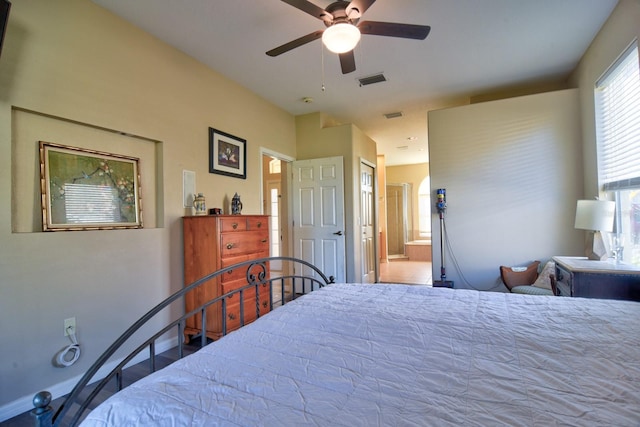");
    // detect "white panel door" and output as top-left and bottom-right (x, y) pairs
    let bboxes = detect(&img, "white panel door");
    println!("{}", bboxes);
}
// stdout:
(360, 163), (375, 283)
(292, 156), (345, 286)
